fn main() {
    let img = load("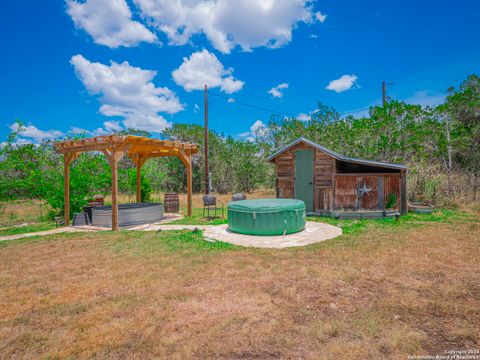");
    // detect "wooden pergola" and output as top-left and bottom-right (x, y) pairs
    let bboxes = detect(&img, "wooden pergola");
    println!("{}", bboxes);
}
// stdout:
(54, 135), (198, 230)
